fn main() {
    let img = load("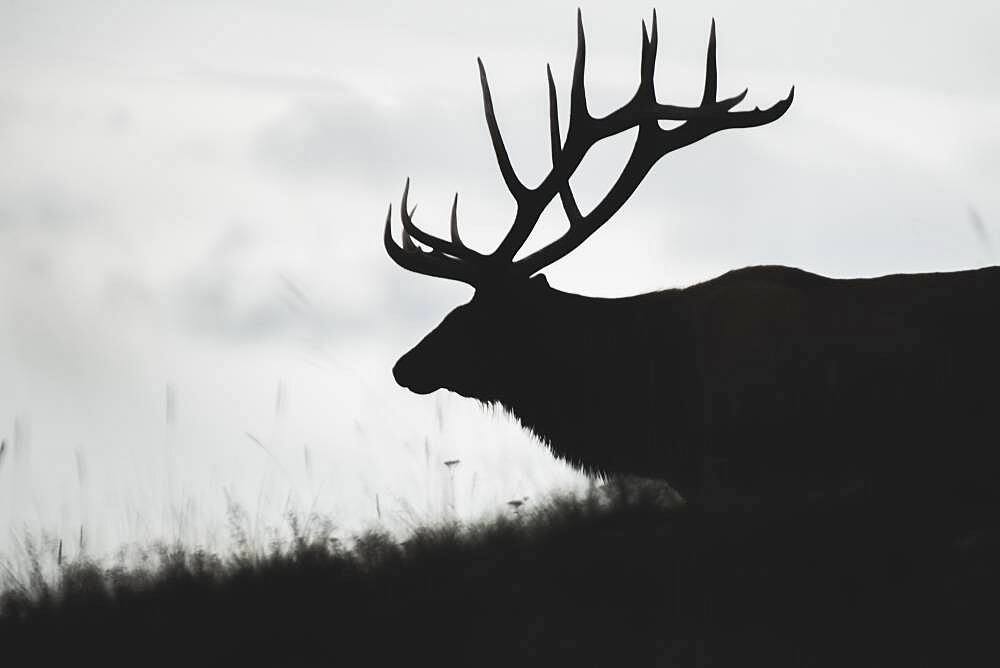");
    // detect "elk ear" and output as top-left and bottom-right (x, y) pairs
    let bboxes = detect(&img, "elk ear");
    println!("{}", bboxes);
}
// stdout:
(530, 274), (550, 289)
